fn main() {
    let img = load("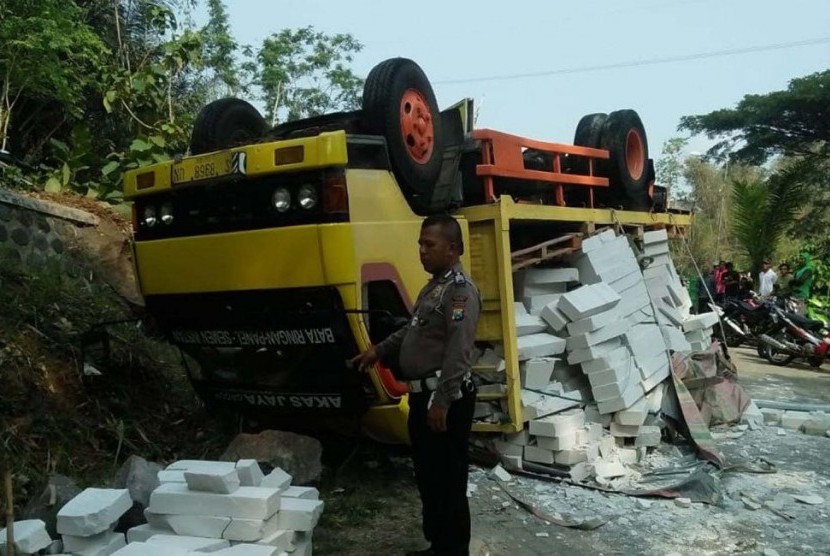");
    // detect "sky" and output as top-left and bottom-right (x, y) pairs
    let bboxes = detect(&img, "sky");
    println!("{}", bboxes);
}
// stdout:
(194, 0), (830, 161)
